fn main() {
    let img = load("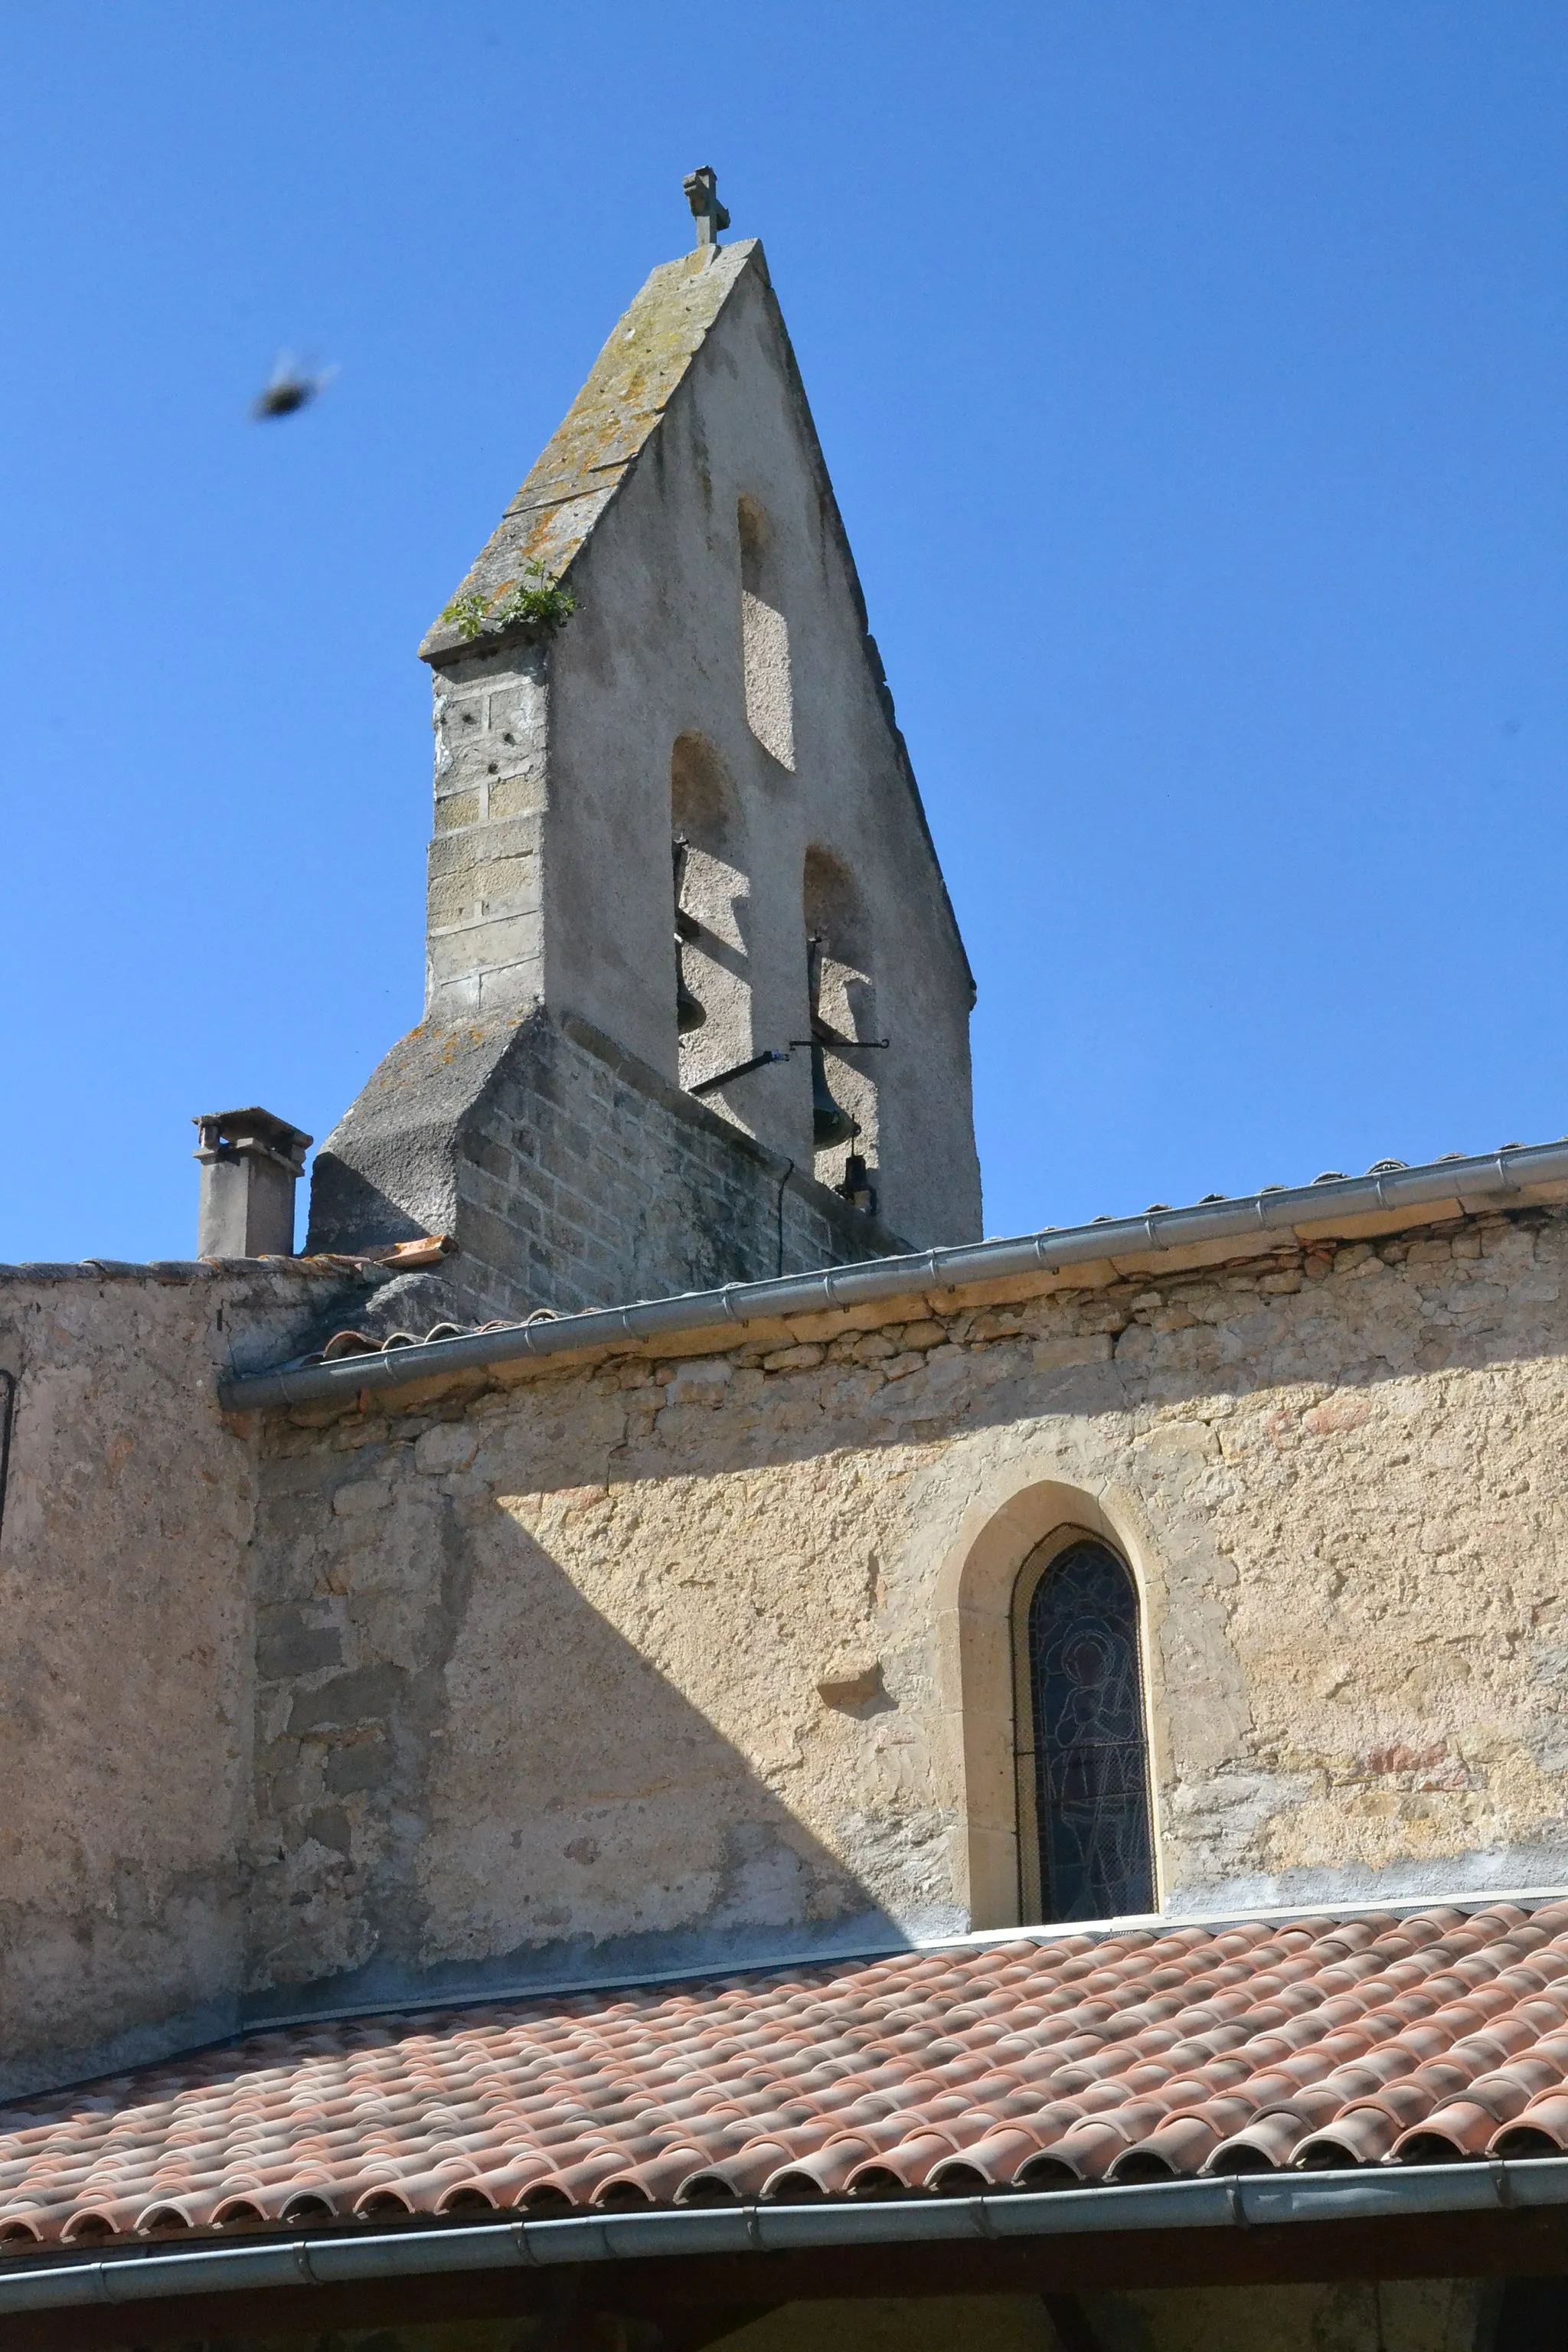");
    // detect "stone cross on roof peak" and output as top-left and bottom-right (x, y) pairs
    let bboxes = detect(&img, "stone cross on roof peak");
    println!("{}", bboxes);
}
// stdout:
(682, 166), (730, 250)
